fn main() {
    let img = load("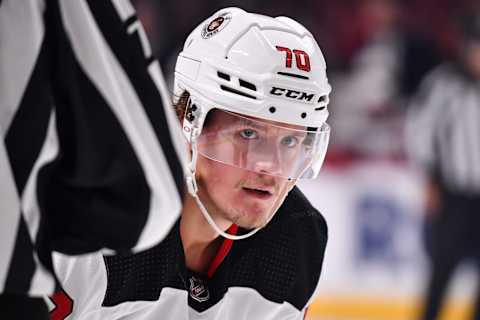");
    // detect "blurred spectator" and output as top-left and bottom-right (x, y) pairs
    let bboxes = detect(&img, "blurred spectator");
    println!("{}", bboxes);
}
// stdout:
(405, 5), (480, 320)
(328, 0), (440, 159)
